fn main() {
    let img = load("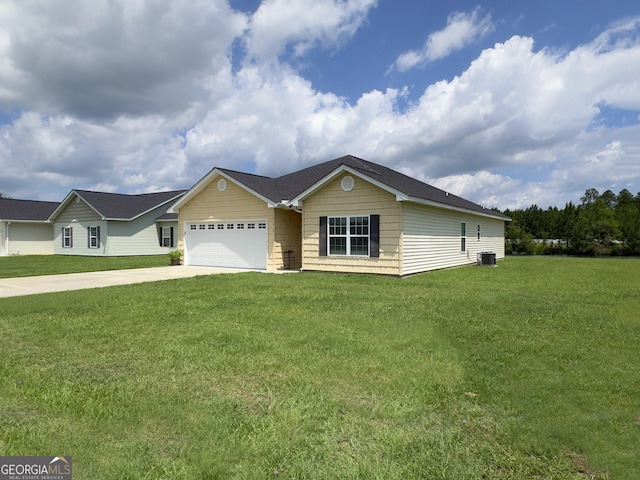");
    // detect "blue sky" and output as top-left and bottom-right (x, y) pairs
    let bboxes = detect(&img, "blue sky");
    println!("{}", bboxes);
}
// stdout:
(1, 0), (639, 209)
